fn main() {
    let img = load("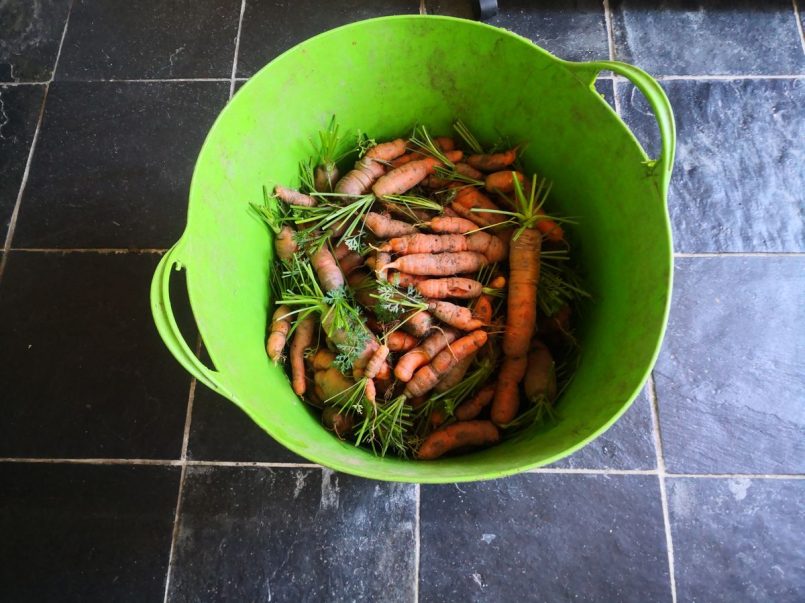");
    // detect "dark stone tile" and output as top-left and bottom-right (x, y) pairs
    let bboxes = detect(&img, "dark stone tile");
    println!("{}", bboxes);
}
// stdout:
(668, 478), (805, 602)
(618, 79), (805, 253)
(611, 0), (805, 76)
(420, 474), (671, 602)
(56, 0), (241, 80)
(0, 252), (192, 459)
(187, 384), (309, 464)
(13, 81), (228, 249)
(236, 0), (419, 77)
(0, 84), (45, 240)
(0, 462), (179, 602)
(0, 0), (71, 82)
(549, 388), (657, 470)
(428, 0), (609, 62)
(169, 466), (416, 601)
(655, 257), (805, 474)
